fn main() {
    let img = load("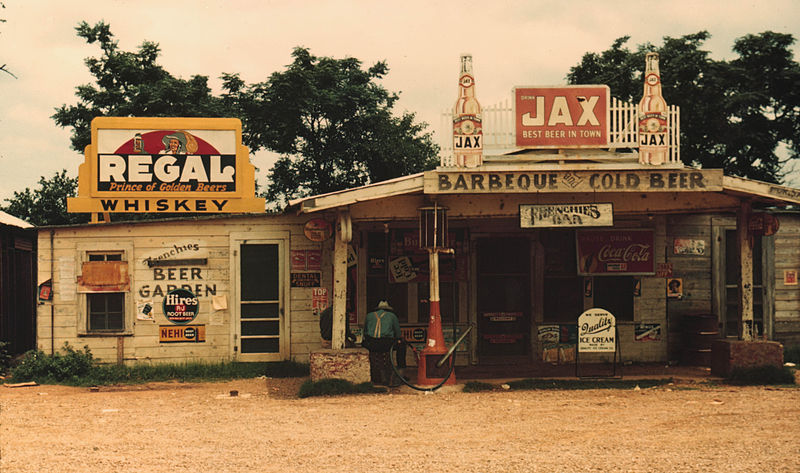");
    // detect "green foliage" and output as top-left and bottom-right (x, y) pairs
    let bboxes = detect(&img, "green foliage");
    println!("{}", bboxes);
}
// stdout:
(298, 378), (385, 398)
(52, 21), (230, 153)
(725, 365), (796, 386)
(784, 344), (800, 364)
(568, 31), (800, 183)
(8, 347), (309, 386)
(1, 169), (88, 226)
(10, 343), (94, 383)
(52, 24), (439, 212)
(507, 378), (672, 390)
(0, 341), (12, 375)
(462, 381), (496, 393)
(222, 47), (440, 207)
